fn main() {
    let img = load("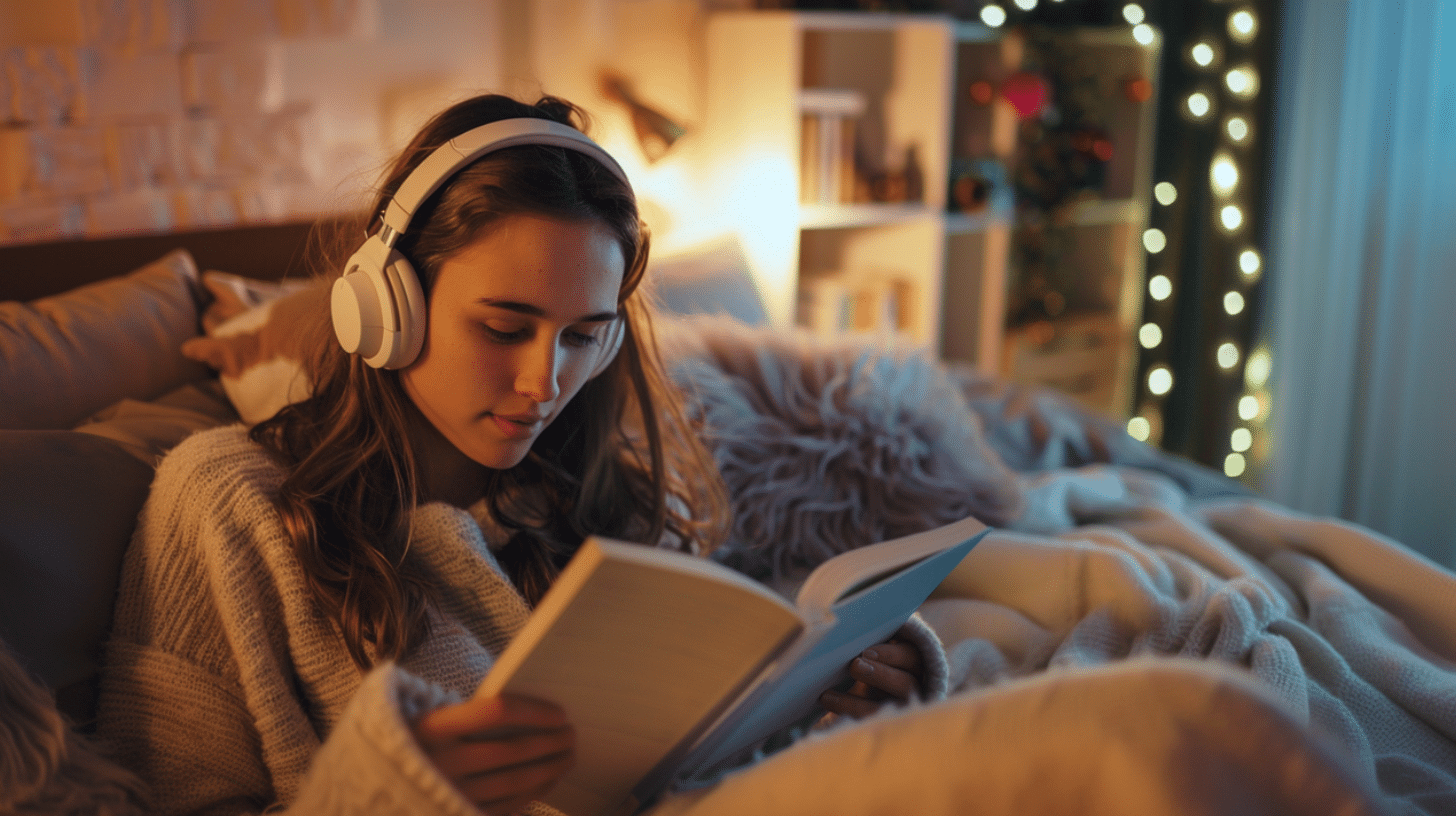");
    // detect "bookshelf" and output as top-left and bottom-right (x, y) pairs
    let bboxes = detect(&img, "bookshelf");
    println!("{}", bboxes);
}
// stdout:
(703, 13), (1159, 418)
